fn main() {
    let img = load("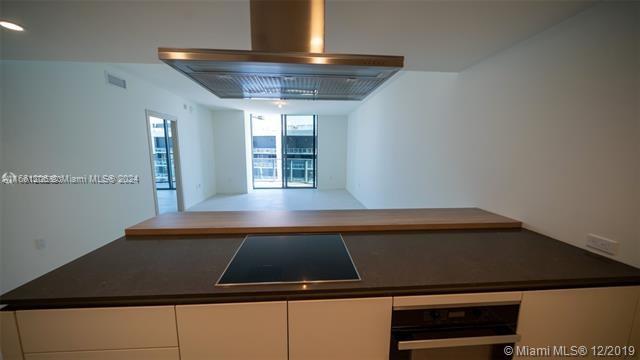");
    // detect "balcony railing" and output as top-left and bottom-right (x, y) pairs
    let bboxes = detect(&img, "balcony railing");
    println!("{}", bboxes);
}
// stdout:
(253, 157), (279, 180)
(252, 157), (314, 185)
(286, 148), (314, 154)
(253, 148), (276, 154)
